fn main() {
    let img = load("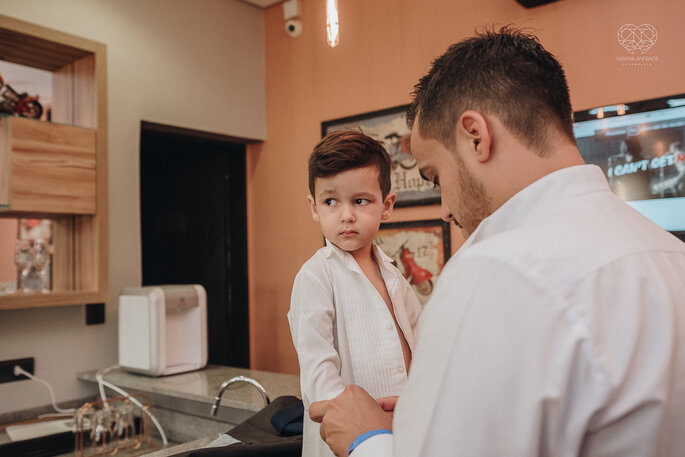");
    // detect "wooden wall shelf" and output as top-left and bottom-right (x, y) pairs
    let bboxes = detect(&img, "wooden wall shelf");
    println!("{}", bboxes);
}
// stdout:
(0, 290), (99, 310)
(0, 14), (108, 310)
(0, 117), (97, 215)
